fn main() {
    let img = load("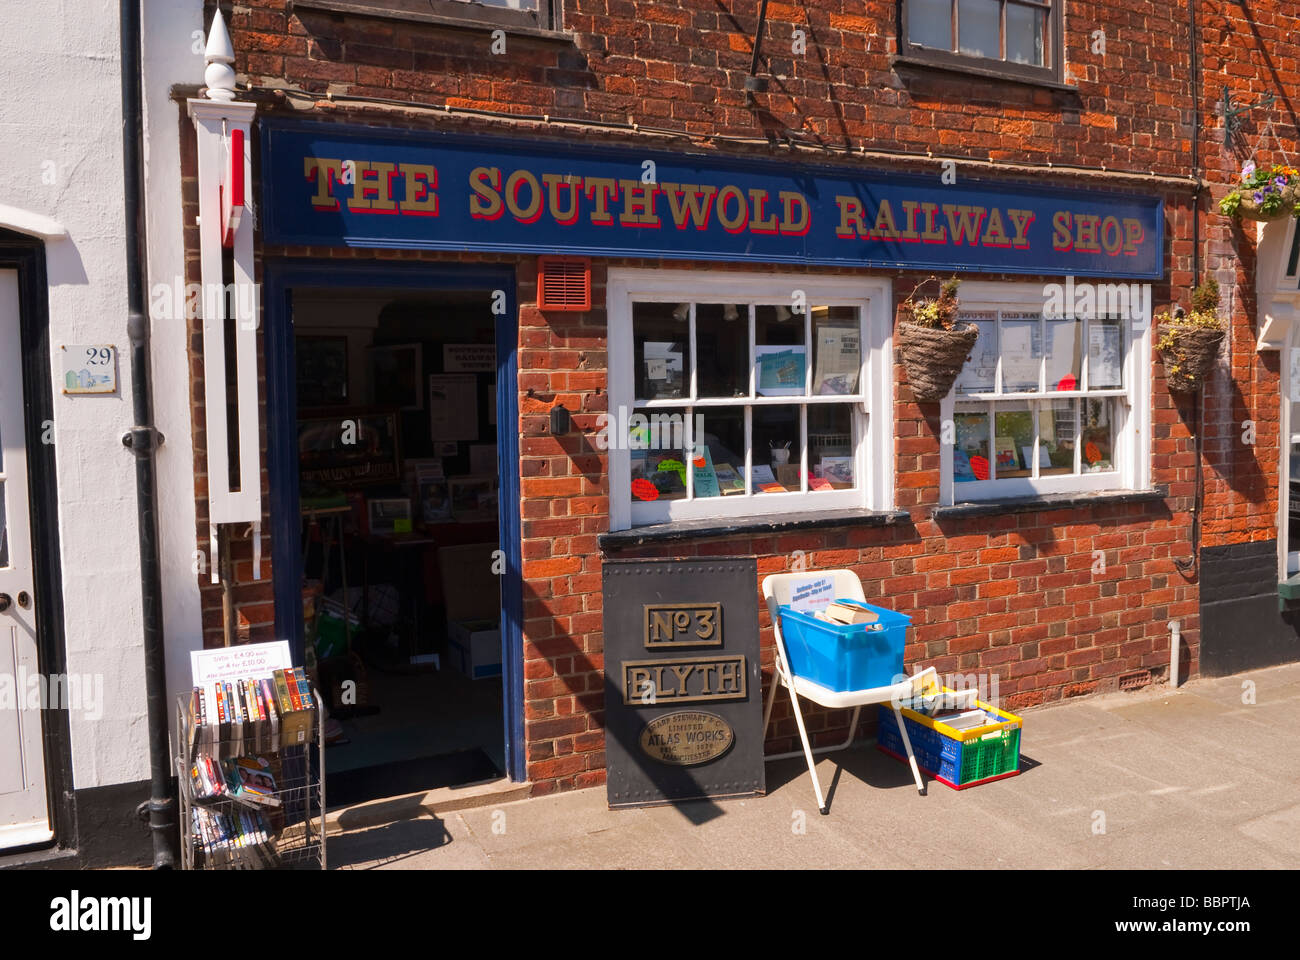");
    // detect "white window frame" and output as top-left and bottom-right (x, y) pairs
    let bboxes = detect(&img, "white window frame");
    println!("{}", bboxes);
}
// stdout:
(939, 280), (1152, 504)
(607, 269), (894, 531)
